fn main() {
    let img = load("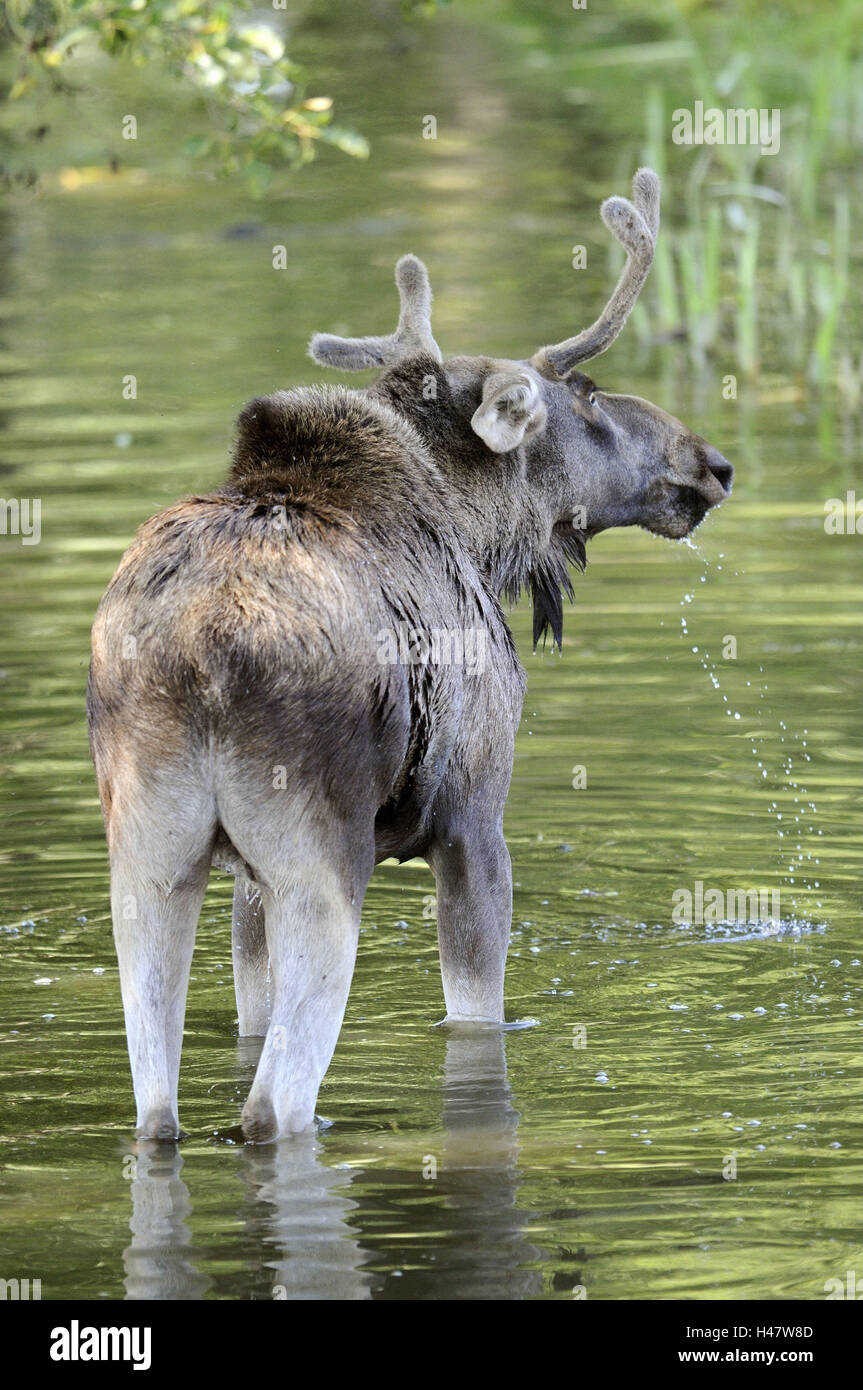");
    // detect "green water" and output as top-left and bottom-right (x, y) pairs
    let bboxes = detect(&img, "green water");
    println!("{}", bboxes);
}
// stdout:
(1, 4), (862, 1300)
